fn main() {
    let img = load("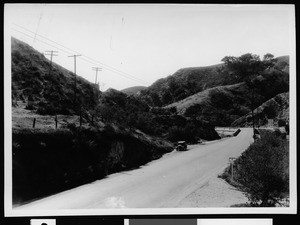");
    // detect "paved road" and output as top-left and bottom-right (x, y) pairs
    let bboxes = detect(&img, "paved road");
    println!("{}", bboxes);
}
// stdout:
(17, 128), (253, 210)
